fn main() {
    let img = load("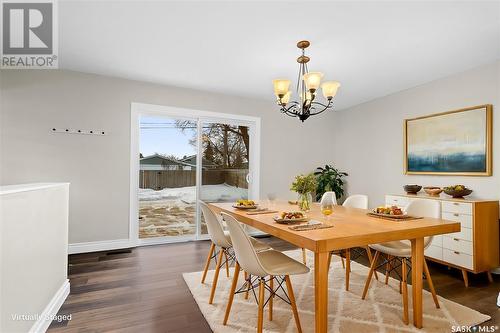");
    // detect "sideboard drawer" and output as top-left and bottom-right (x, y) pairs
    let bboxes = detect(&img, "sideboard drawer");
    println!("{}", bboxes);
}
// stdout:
(442, 201), (473, 215)
(425, 245), (443, 260)
(443, 236), (473, 255)
(442, 212), (473, 229)
(385, 195), (409, 208)
(443, 248), (473, 270)
(448, 227), (473, 241)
